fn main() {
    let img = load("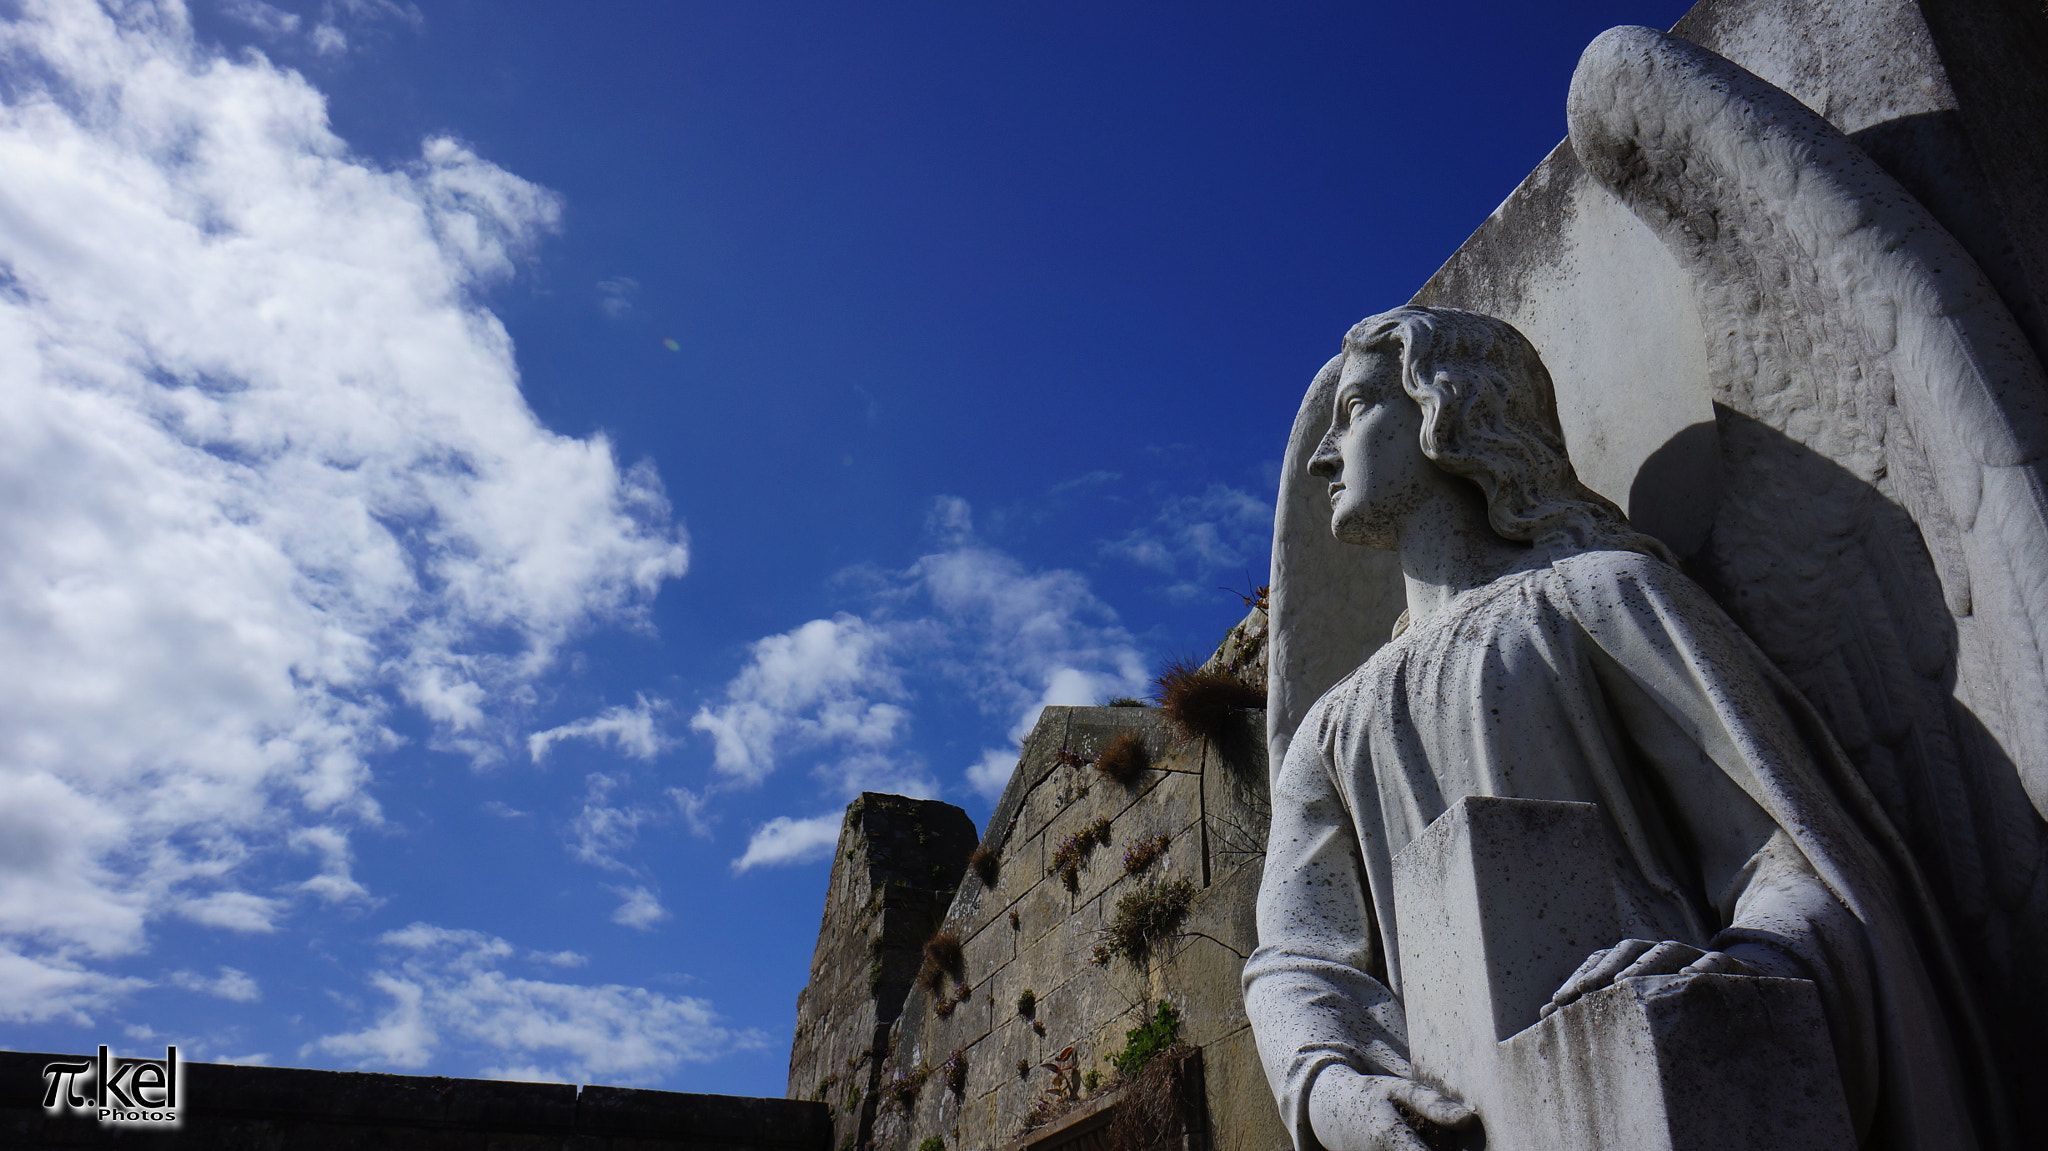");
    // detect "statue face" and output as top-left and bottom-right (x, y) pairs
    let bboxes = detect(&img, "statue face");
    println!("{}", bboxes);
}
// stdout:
(1309, 347), (1434, 550)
